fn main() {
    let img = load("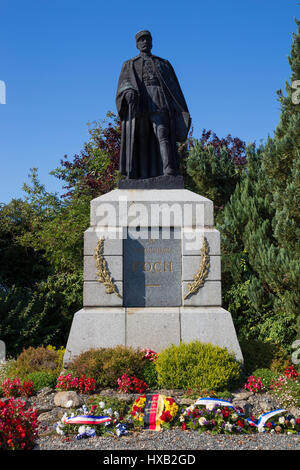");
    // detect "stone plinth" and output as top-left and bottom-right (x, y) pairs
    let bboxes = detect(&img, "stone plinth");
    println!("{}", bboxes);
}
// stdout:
(63, 188), (243, 366)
